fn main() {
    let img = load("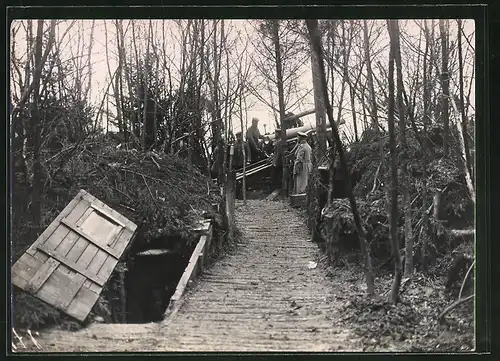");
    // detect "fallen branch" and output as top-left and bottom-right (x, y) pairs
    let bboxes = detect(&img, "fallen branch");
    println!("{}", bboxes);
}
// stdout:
(119, 203), (136, 212)
(150, 156), (161, 171)
(438, 294), (474, 322)
(459, 260), (475, 300)
(12, 328), (26, 349)
(27, 329), (42, 350)
(370, 161), (382, 194)
(449, 229), (474, 238)
(141, 174), (158, 208)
